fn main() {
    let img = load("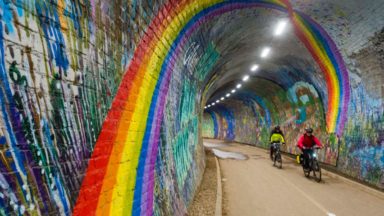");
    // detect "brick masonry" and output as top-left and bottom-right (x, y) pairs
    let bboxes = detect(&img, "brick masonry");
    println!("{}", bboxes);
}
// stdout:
(0, 0), (383, 215)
